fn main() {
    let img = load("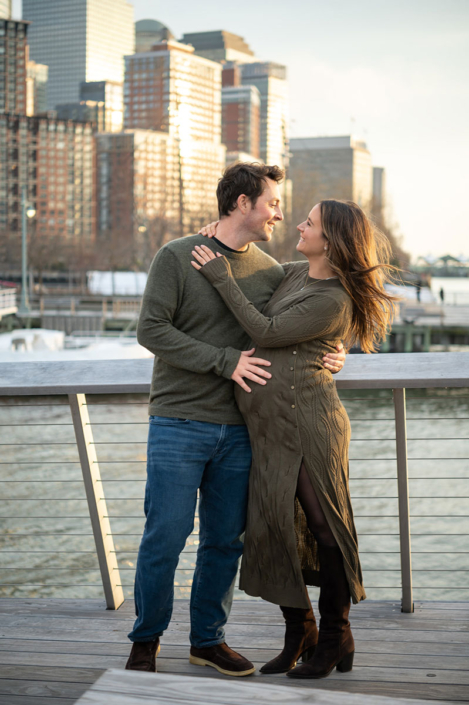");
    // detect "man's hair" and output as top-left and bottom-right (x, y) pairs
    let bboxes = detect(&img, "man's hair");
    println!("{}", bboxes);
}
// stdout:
(217, 162), (284, 218)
